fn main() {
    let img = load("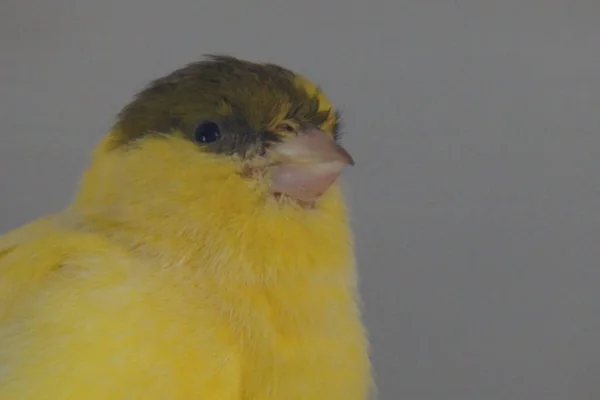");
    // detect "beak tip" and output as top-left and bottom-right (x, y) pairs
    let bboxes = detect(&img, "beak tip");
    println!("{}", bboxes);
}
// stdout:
(340, 148), (355, 166)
